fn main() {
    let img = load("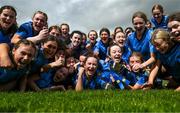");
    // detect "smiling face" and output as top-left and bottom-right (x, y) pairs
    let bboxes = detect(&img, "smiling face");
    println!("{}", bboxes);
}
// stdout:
(54, 67), (69, 82)
(42, 40), (58, 59)
(133, 17), (146, 33)
(84, 57), (98, 77)
(70, 33), (81, 47)
(13, 44), (36, 69)
(168, 20), (180, 41)
(110, 45), (122, 63)
(0, 8), (16, 30)
(153, 38), (170, 54)
(49, 28), (61, 37)
(152, 9), (163, 21)
(88, 31), (97, 44)
(129, 55), (142, 72)
(114, 32), (126, 47)
(66, 57), (76, 68)
(32, 13), (47, 32)
(100, 31), (109, 44)
(61, 24), (69, 36)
